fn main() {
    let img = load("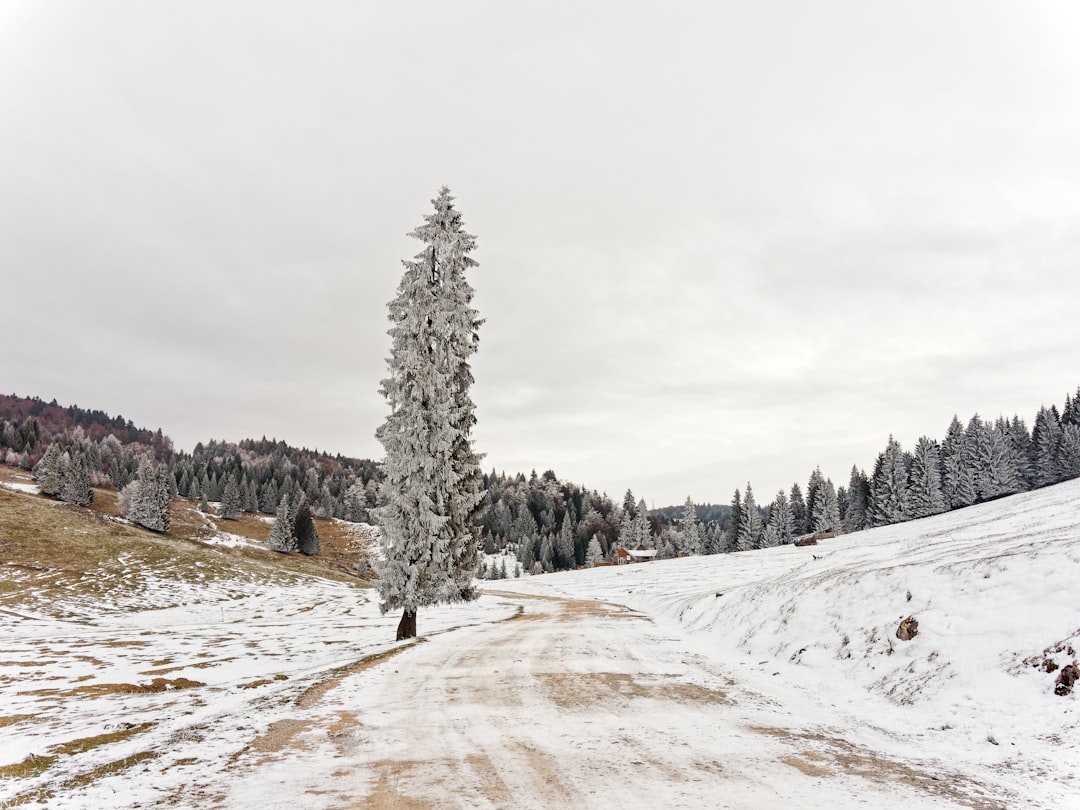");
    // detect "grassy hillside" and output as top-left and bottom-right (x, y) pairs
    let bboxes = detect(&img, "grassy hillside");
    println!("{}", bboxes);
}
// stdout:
(0, 463), (397, 808)
(0, 463), (374, 619)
